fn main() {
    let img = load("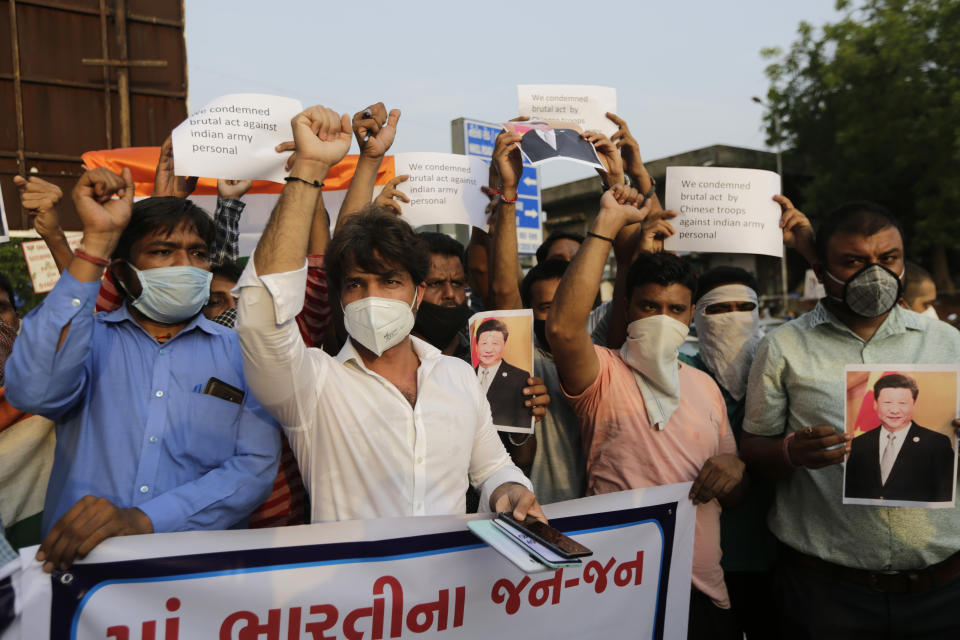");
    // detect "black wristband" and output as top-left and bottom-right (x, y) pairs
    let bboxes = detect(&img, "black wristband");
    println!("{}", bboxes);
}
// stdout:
(284, 176), (324, 189)
(587, 231), (615, 243)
